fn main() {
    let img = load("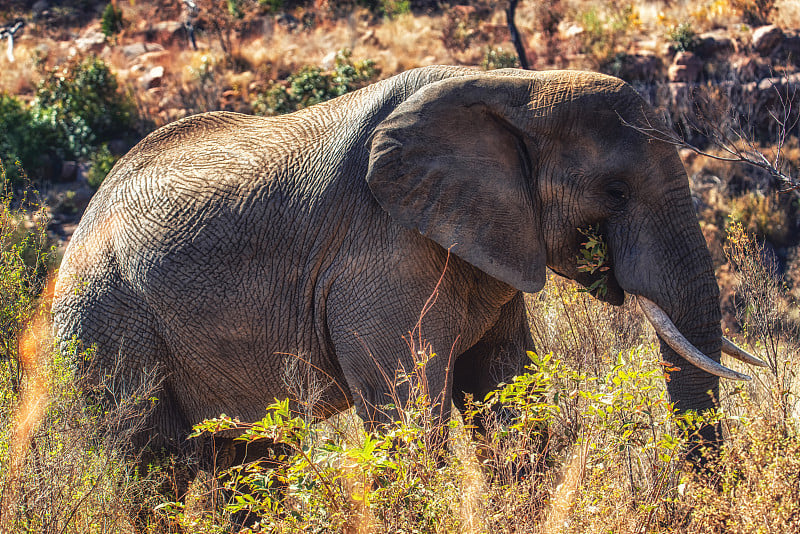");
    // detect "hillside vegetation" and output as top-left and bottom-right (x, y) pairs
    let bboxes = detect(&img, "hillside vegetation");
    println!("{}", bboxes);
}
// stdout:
(1, 0), (799, 532)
